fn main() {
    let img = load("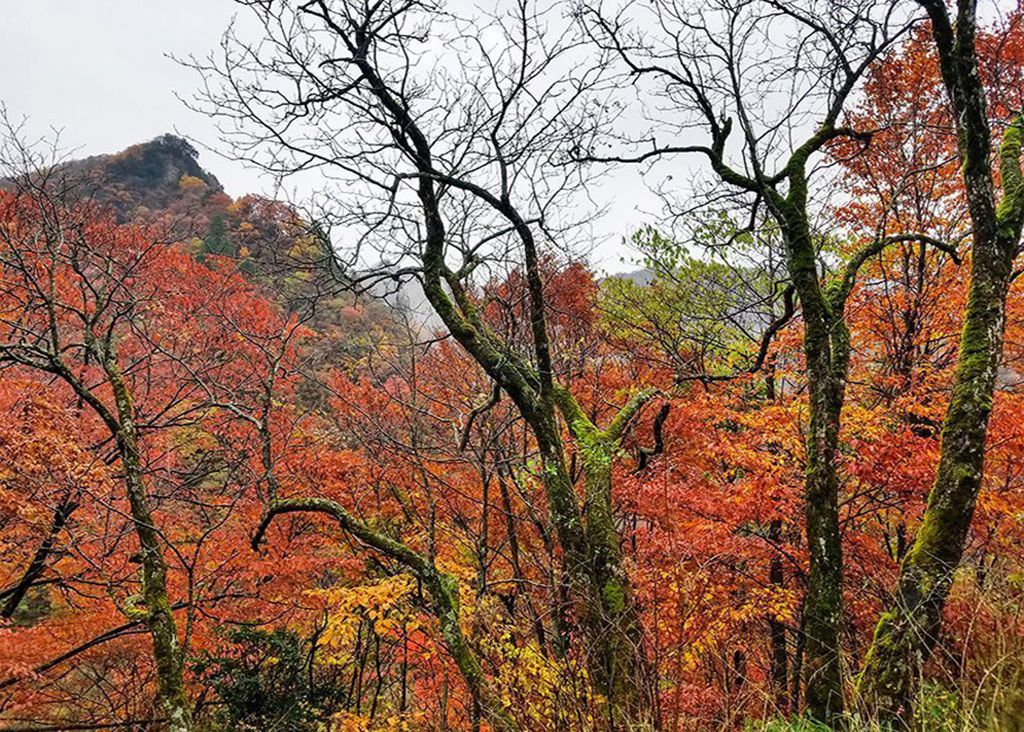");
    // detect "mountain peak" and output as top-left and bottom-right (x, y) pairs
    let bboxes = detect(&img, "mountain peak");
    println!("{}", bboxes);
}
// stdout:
(61, 134), (223, 219)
